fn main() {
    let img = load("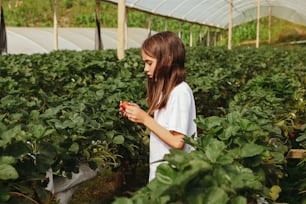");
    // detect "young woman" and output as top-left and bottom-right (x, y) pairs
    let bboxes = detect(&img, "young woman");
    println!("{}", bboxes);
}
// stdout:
(120, 31), (197, 181)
